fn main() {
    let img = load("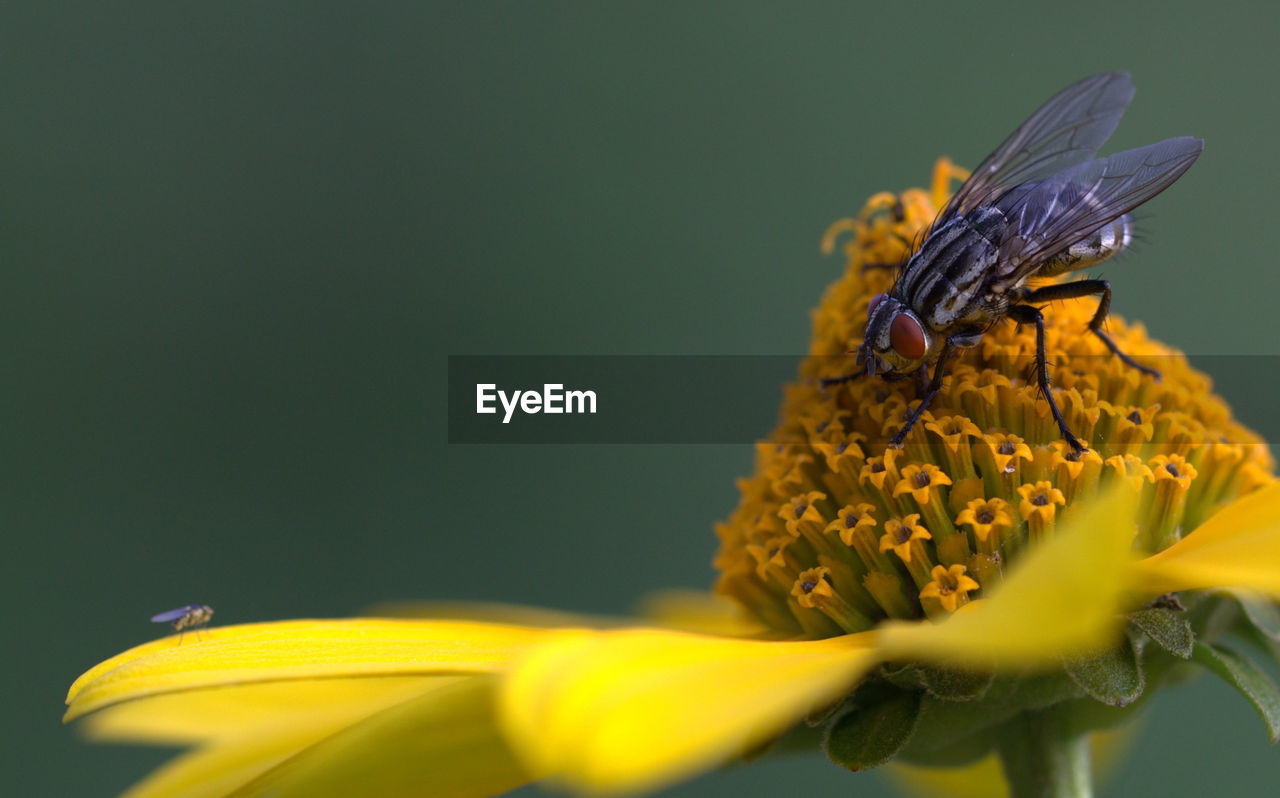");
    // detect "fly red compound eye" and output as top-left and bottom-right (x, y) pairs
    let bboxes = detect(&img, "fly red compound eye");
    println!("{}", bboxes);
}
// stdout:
(890, 313), (926, 360)
(868, 293), (887, 316)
